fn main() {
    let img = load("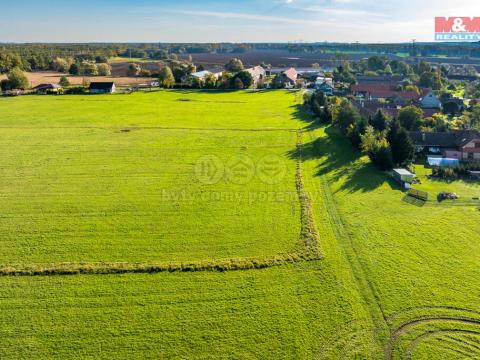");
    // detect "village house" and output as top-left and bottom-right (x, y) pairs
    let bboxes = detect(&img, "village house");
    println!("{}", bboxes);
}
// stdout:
(409, 130), (480, 161)
(182, 70), (223, 84)
(354, 100), (441, 119)
(89, 82), (116, 94)
(245, 66), (266, 87)
(314, 77), (335, 95)
(271, 67), (298, 88)
(445, 64), (479, 81)
(351, 84), (420, 102)
(33, 83), (62, 94)
(356, 75), (403, 86)
(265, 67), (324, 77)
(419, 89), (442, 109)
(352, 84), (442, 110)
